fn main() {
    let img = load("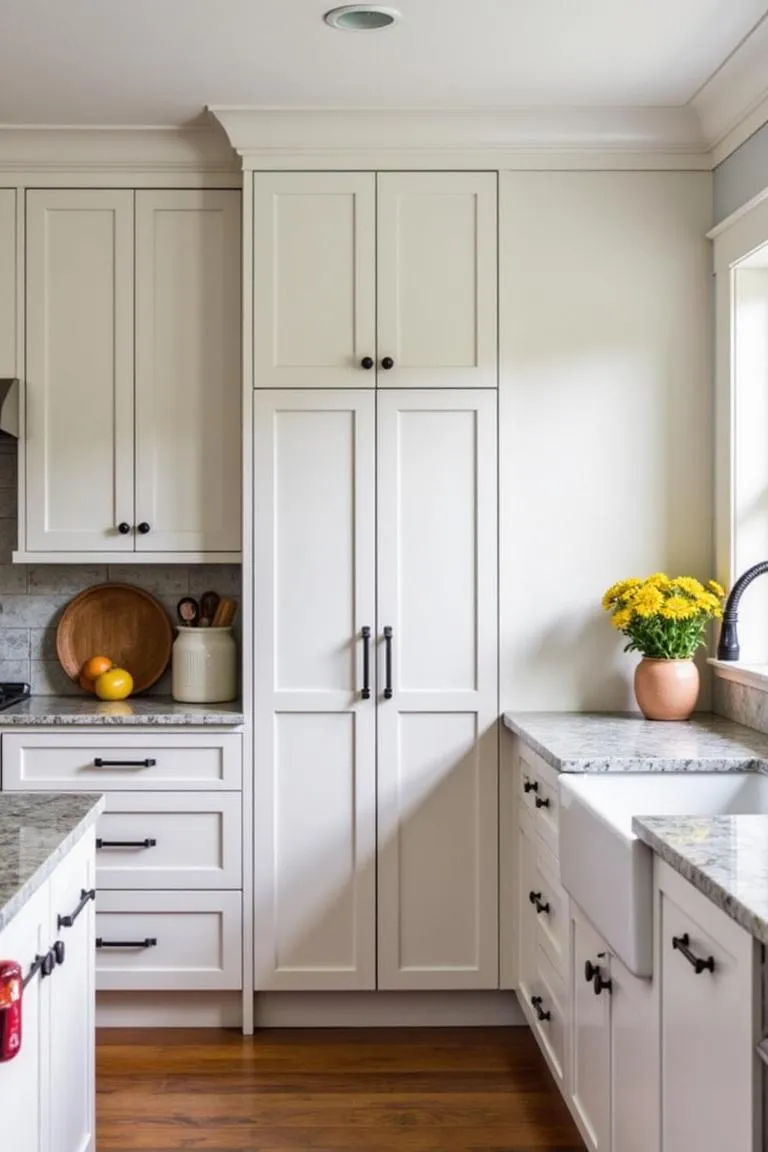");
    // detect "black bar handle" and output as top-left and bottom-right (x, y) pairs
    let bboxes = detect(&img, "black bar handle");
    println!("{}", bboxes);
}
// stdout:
(528, 890), (550, 916)
(96, 838), (157, 850)
(535, 795), (551, 810)
(530, 995), (551, 1022)
(23, 950), (55, 989)
(523, 778), (539, 794)
(57, 888), (95, 930)
(384, 626), (393, 699)
(96, 938), (157, 950)
(93, 758), (157, 768)
(361, 626), (371, 700)
(672, 933), (715, 975)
